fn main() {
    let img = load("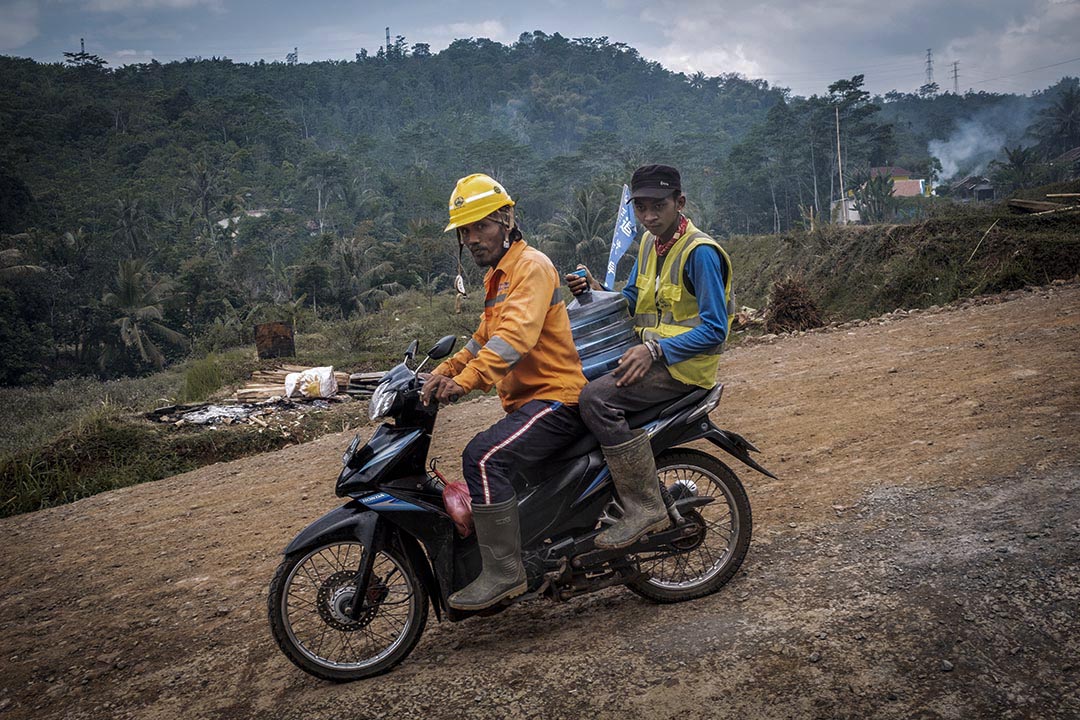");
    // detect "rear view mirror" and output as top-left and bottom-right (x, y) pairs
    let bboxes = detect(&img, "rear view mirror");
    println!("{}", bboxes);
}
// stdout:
(404, 339), (419, 362)
(427, 335), (457, 360)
